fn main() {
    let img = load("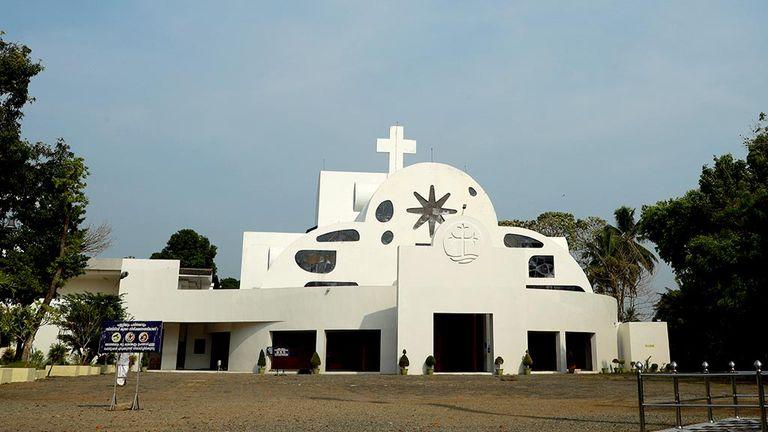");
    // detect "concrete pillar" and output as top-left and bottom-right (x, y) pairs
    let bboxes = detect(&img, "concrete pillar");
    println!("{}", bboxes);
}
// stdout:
(557, 331), (567, 372)
(315, 328), (326, 373)
(161, 323), (179, 370)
